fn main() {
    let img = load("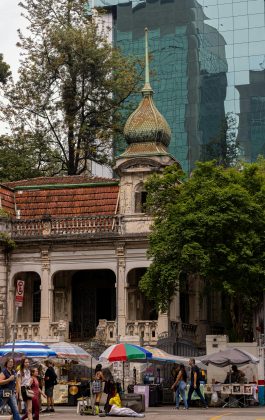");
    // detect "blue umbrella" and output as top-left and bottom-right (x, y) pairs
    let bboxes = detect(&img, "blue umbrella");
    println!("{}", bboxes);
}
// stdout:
(0, 340), (57, 358)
